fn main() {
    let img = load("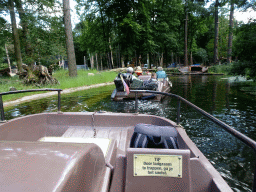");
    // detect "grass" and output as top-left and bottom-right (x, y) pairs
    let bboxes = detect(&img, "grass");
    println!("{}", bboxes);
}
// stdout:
(164, 68), (180, 73)
(0, 69), (118, 102)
